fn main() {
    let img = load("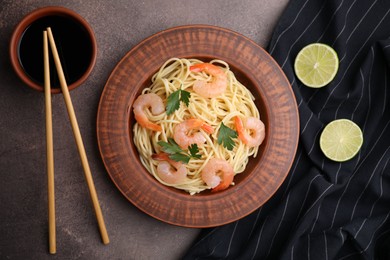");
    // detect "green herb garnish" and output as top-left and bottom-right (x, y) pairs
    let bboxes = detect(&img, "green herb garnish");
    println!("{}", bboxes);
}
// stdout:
(188, 144), (202, 159)
(217, 122), (238, 151)
(166, 88), (191, 115)
(157, 138), (201, 163)
(157, 138), (183, 154)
